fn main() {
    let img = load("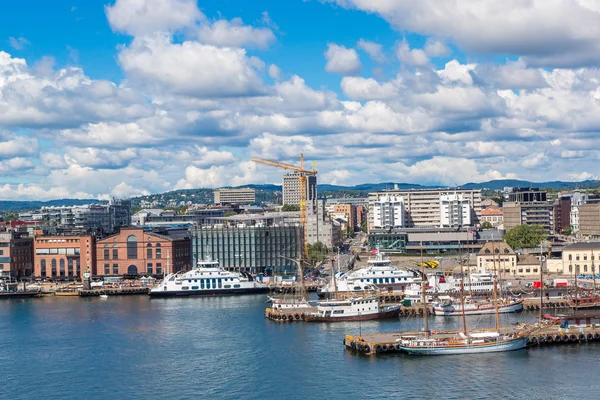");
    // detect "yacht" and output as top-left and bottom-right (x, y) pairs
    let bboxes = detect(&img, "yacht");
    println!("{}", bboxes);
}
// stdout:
(317, 251), (420, 298)
(304, 296), (401, 322)
(432, 297), (524, 316)
(149, 257), (269, 297)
